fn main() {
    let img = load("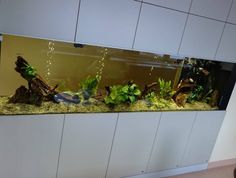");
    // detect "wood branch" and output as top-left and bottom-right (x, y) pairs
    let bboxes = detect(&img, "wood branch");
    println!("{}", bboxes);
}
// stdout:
(172, 79), (196, 106)
(8, 86), (44, 106)
(9, 56), (58, 106)
(141, 82), (158, 98)
(172, 83), (196, 101)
